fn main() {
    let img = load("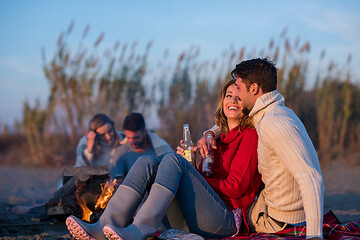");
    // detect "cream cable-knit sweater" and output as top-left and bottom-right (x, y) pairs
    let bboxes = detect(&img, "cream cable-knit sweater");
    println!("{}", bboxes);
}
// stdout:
(252, 90), (324, 239)
(210, 90), (324, 239)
